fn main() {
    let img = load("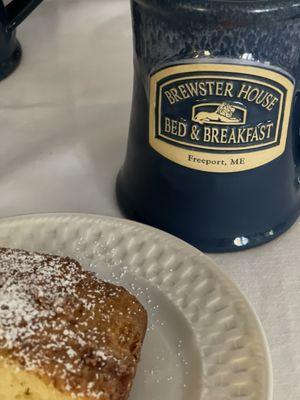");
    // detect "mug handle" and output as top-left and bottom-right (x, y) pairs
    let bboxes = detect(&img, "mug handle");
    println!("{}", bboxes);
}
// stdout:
(5, 0), (44, 32)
